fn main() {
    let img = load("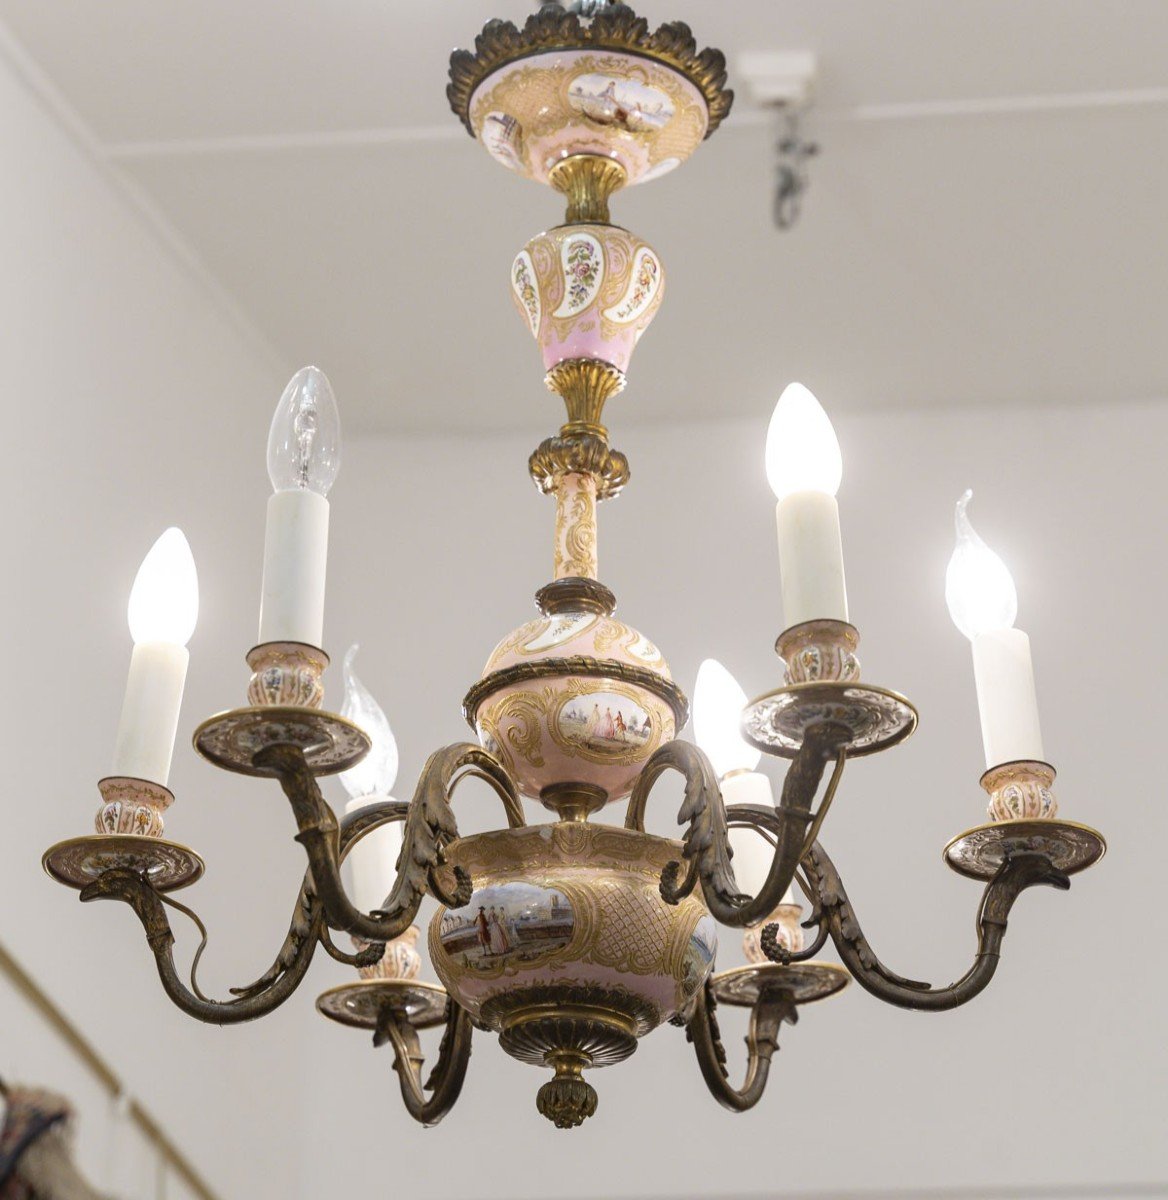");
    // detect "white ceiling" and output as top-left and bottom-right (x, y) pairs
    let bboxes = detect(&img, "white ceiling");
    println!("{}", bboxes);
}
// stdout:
(1, 0), (1166, 434)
